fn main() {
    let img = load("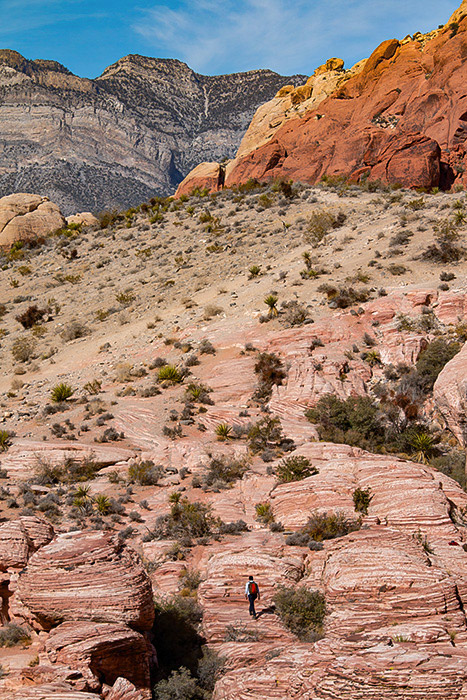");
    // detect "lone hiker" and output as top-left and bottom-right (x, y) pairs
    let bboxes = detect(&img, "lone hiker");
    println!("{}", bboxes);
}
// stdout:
(245, 575), (260, 619)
